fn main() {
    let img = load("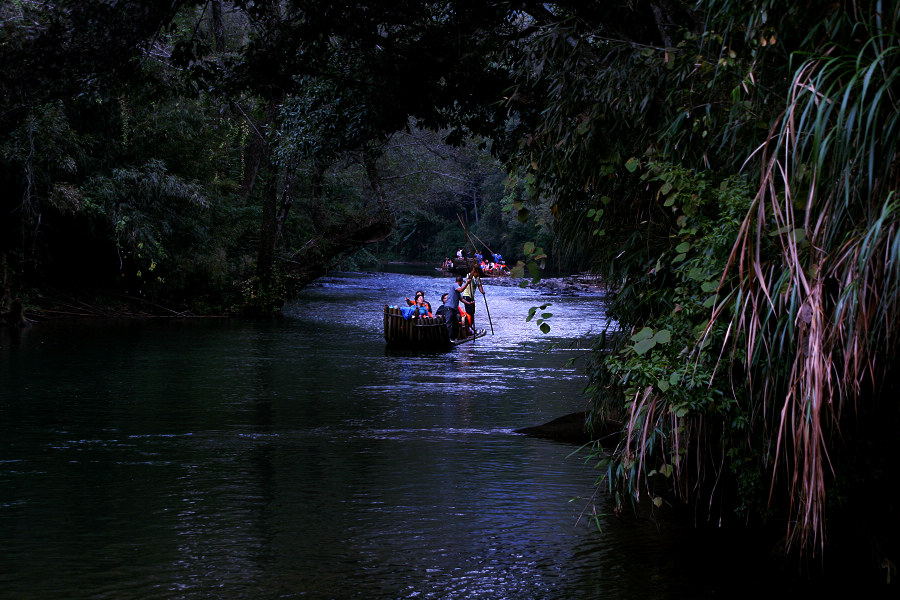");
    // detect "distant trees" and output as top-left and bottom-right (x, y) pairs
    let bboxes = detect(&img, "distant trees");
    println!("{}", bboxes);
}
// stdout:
(0, 1), (521, 313)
